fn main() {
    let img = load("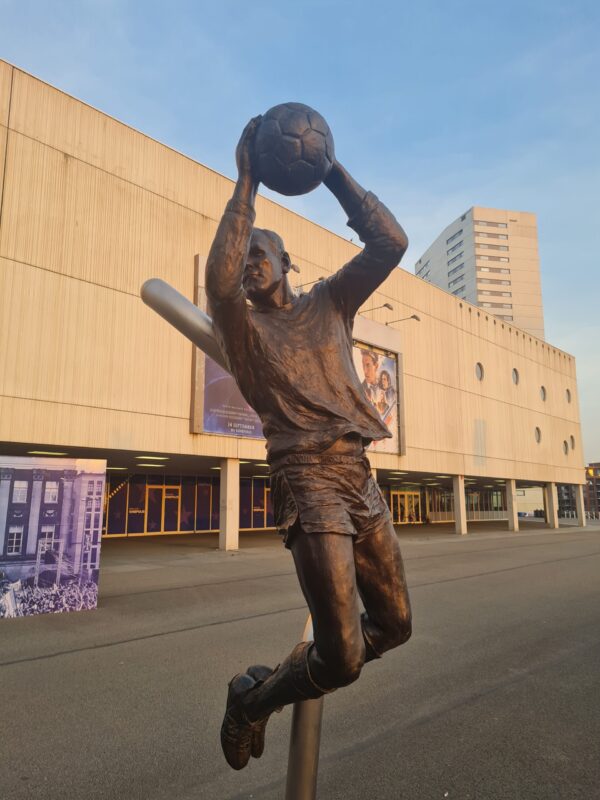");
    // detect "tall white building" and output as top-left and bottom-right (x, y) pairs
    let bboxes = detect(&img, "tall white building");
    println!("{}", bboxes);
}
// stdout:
(415, 206), (545, 339)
